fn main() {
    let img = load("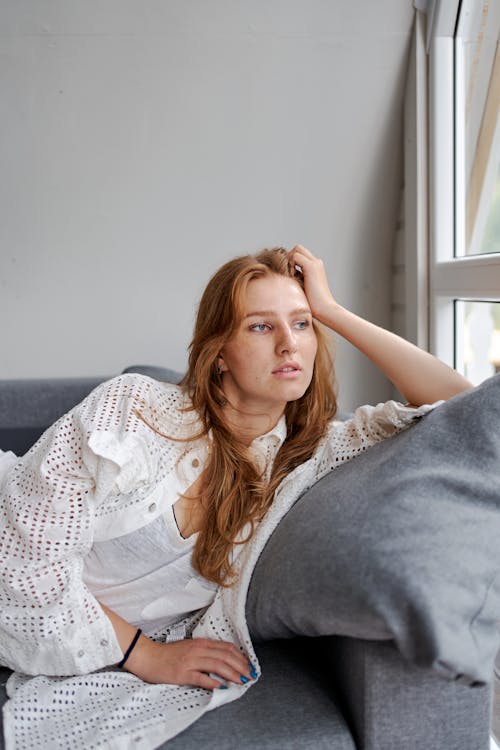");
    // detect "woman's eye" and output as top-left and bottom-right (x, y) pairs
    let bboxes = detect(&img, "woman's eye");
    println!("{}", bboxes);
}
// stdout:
(295, 320), (310, 330)
(250, 323), (270, 333)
